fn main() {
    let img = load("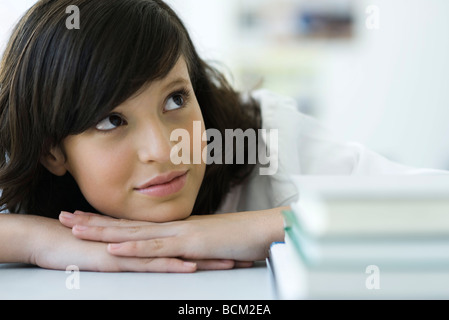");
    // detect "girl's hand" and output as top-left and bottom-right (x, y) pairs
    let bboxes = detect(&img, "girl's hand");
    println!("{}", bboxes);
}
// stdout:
(24, 215), (235, 272)
(59, 208), (286, 263)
